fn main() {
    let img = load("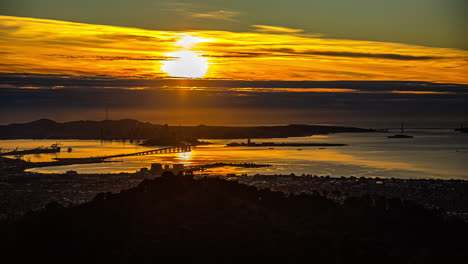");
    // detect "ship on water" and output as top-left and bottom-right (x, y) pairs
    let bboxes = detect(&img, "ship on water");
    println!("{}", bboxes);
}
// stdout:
(454, 124), (467, 133)
(388, 122), (413, 138)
